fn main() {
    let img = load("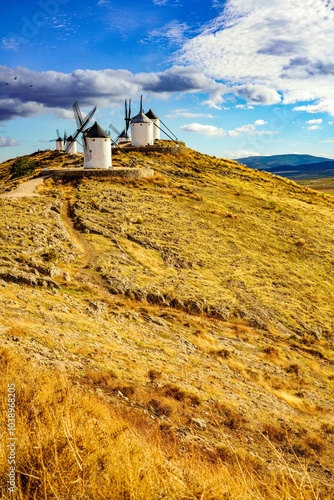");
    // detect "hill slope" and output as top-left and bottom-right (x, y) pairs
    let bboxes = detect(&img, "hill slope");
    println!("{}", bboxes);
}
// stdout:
(0, 146), (334, 499)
